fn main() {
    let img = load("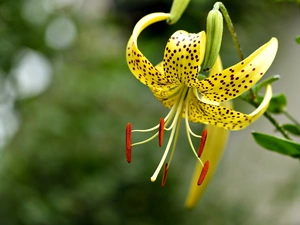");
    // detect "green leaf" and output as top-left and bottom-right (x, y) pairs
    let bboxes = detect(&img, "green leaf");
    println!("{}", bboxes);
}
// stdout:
(296, 36), (300, 45)
(282, 123), (300, 135)
(252, 132), (300, 158)
(257, 93), (287, 114)
(254, 75), (280, 94)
